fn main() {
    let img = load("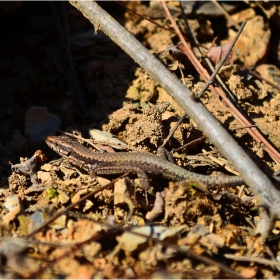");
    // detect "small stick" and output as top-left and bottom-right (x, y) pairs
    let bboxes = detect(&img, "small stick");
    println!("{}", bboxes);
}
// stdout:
(197, 21), (246, 98)
(172, 136), (206, 153)
(179, 2), (238, 103)
(161, 112), (188, 147)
